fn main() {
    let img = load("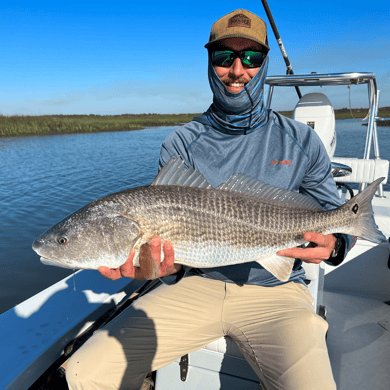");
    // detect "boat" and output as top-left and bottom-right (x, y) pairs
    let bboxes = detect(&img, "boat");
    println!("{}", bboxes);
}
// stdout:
(1, 71), (388, 390)
(1, 10), (389, 390)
